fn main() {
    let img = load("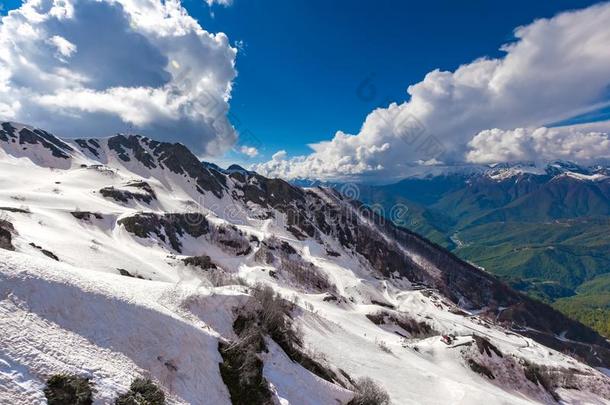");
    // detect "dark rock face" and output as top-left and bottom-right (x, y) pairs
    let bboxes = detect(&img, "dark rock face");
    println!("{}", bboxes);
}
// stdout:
(262, 187), (426, 282)
(100, 187), (153, 204)
(0, 219), (15, 250)
(118, 213), (210, 253)
(107, 134), (156, 168)
(467, 359), (495, 380)
(99, 181), (156, 205)
(0, 207), (30, 214)
(473, 335), (503, 358)
(74, 139), (101, 158)
(214, 228), (252, 256)
(1, 122), (73, 159)
(366, 311), (436, 338)
(148, 140), (227, 198)
(239, 175), (304, 209)
(0, 124), (9, 142)
(182, 255), (217, 270)
(29, 242), (59, 261)
(117, 268), (145, 279)
(71, 211), (103, 221)
(126, 181), (156, 197)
